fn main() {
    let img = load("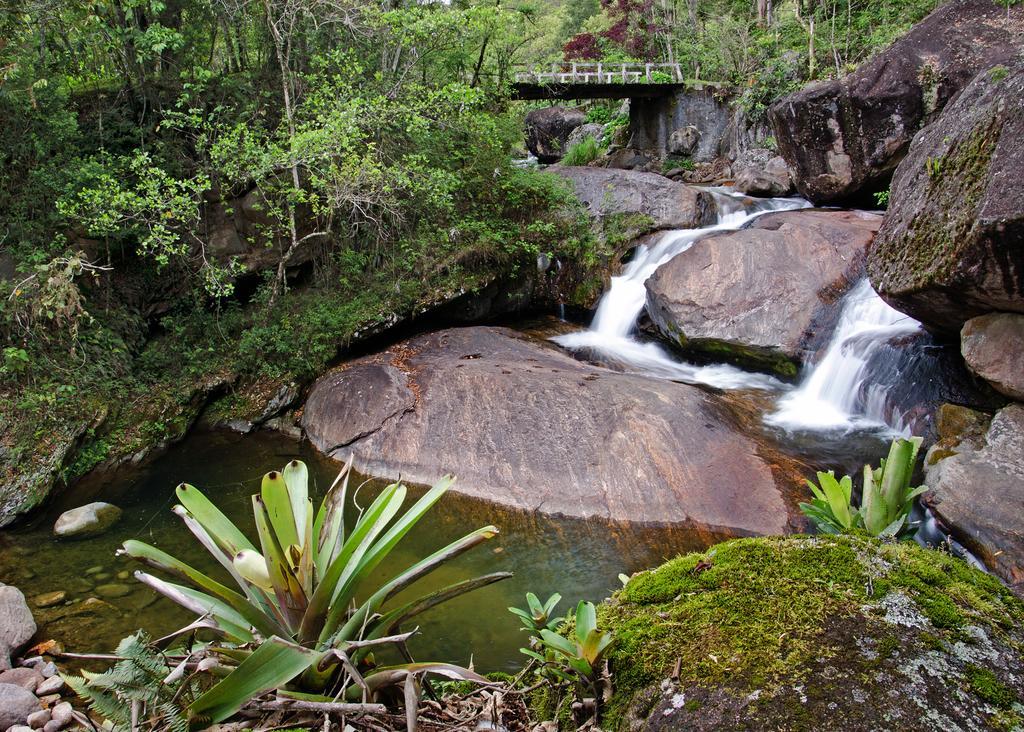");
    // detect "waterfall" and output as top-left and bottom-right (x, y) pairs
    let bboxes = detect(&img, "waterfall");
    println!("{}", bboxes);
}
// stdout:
(766, 279), (922, 433)
(553, 189), (808, 389)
